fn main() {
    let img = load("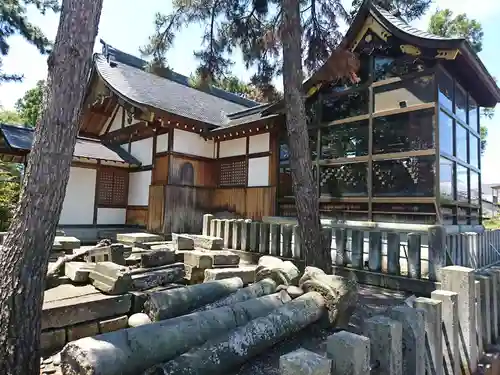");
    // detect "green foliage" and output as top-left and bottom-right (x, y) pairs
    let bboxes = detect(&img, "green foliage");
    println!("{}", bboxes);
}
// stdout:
(0, 0), (59, 82)
(350, 0), (431, 22)
(0, 173), (20, 231)
(15, 80), (44, 127)
(0, 108), (24, 124)
(484, 215), (500, 230)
